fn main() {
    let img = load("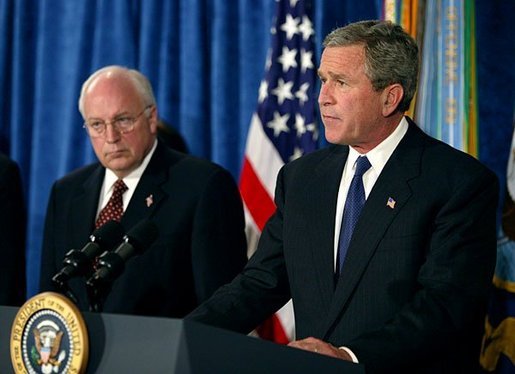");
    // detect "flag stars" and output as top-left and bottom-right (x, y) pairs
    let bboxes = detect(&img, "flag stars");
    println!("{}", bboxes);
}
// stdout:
(295, 82), (310, 105)
(300, 49), (314, 73)
(295, 113), (307, 137)
(289, 146), (303, 161)
(265, 49), (273, 71)
(295, 114), (317, 141)
(280, 14), (300, 40)
(252, 4), (317, 166)
(298, 16), (314, 41)
(267, 111), (291, 137)
(258, 80), (269, 103)
(307, 123), (318, 140)
(272, 78), (294, 104)
(278, 46), (298, 73)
